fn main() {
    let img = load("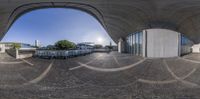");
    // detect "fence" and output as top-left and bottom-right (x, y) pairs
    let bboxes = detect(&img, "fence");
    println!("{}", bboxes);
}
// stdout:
(34, 49), (93, 59)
